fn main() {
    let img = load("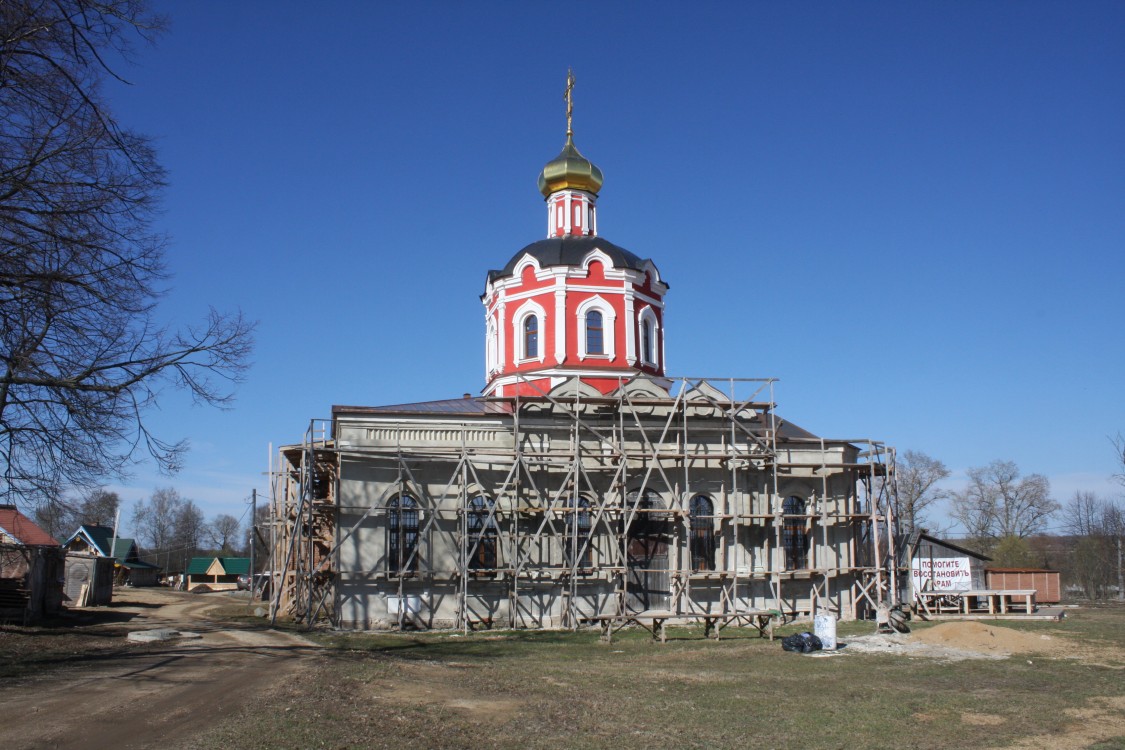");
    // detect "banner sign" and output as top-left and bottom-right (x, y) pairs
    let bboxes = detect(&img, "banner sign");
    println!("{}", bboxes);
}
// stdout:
(911, 556), (972, 591)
